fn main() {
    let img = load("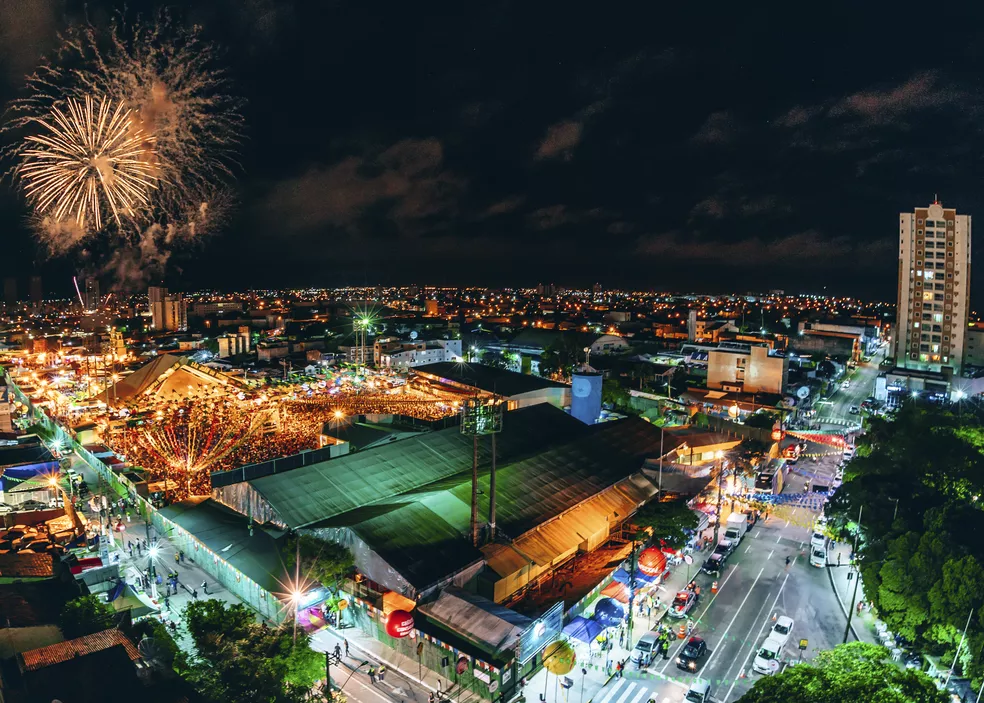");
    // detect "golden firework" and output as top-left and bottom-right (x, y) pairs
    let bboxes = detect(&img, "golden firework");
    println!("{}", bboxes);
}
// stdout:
(17, 95), (158, 231)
